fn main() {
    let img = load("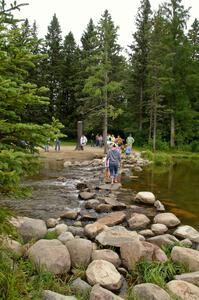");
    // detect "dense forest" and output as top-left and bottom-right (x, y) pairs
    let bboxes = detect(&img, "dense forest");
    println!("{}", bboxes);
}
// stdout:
(0, 0), (199, 192)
